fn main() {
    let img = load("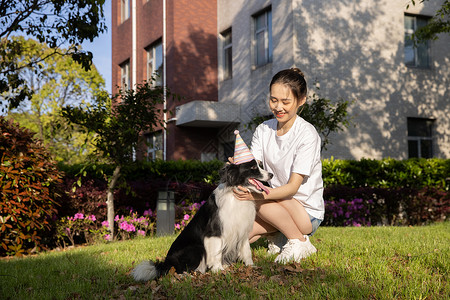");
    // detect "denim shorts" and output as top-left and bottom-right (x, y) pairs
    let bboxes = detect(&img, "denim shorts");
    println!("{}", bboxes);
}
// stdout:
(308, 214), (323, 236)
